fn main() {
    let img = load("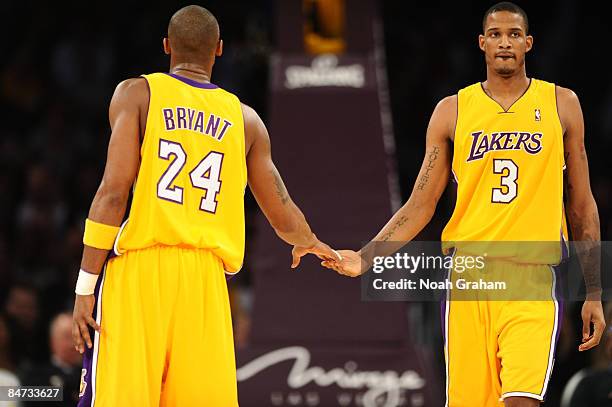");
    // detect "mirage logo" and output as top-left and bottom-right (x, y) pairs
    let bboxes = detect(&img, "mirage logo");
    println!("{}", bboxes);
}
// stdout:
(237, 346), (426, 407)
